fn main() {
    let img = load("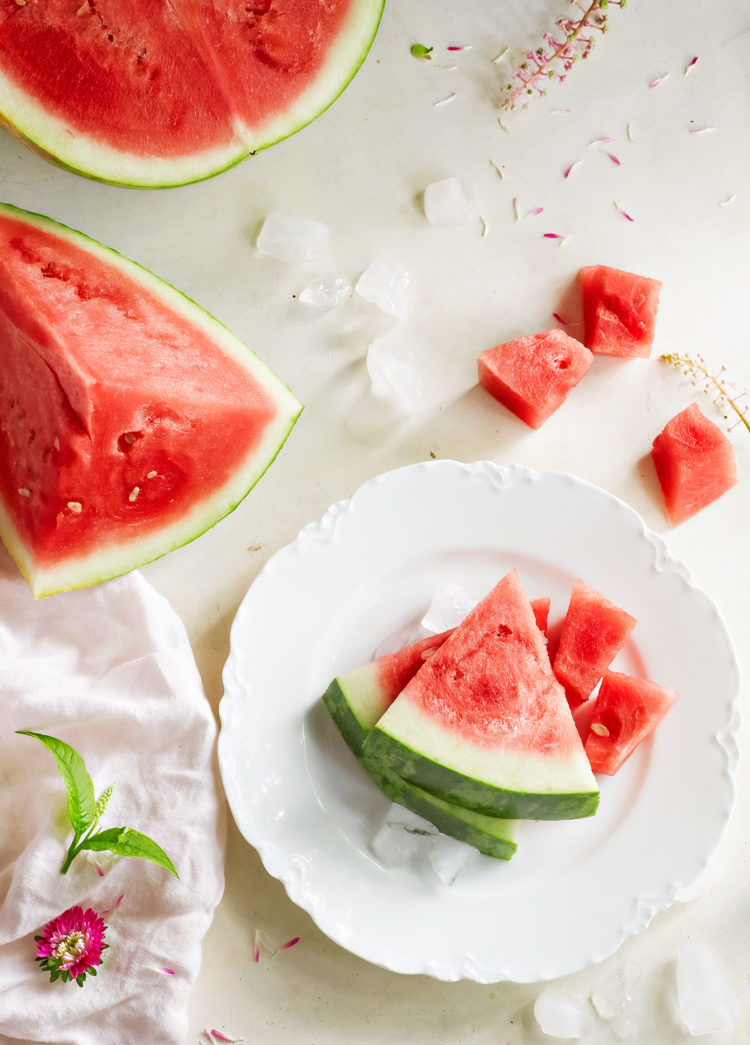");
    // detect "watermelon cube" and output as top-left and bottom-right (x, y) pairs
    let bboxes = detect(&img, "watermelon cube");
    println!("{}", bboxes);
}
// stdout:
(580, 264), (662, 358)
(584, 671), (679, 775)
(651, 402), (738, 525)
(530, 596), (551, 637)
(552, 580), (637, 708)
(477, 329), (593, 429)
